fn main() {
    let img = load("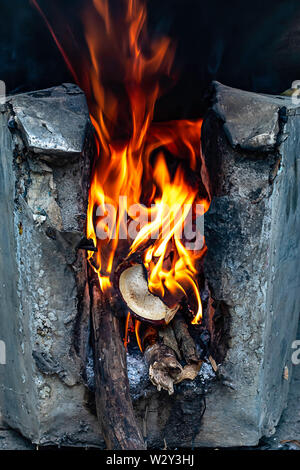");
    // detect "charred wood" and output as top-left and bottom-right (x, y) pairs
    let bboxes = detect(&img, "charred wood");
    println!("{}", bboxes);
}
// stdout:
(91, 280), (145, 450)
